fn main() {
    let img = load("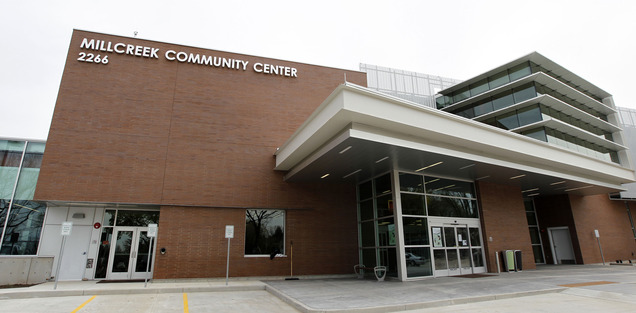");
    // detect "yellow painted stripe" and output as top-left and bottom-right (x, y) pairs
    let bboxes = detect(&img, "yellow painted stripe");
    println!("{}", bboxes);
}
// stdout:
(183, 293), (189, 313)
(70, 295), (96, 313)
(559, 281), (616, 287)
